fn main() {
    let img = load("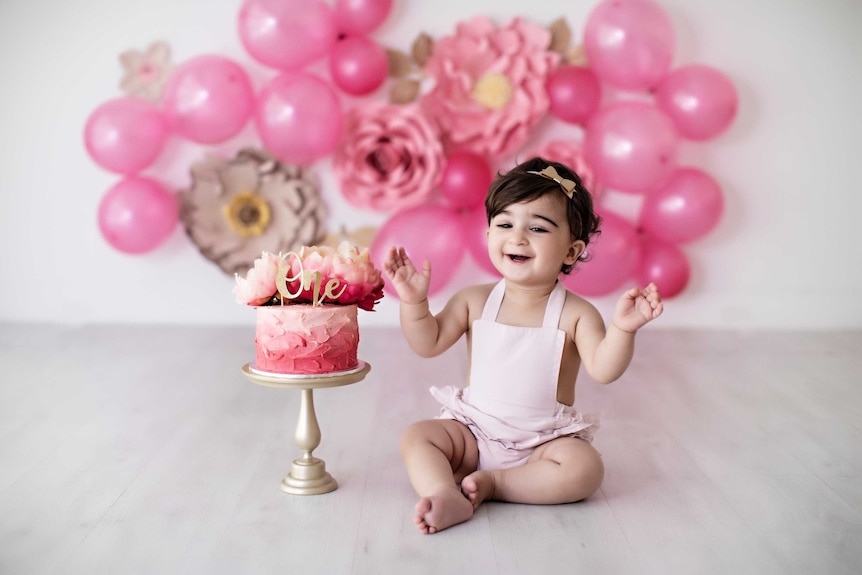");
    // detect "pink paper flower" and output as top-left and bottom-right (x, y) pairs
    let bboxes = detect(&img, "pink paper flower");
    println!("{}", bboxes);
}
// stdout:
(119, 42), (173, 102)
(233, 251), (281, 306)
(530, 140), (602, 201)
(334, 103), (444, 212)
(421, 17), (560, 158)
